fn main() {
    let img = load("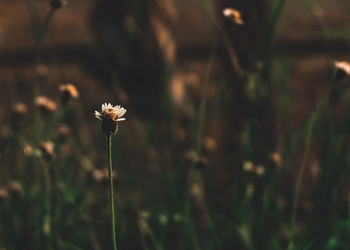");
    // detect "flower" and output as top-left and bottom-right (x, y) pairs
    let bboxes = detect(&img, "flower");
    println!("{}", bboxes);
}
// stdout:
(57, 124), (70, 139)
(334, 61), (350, 75)
(95, 103), (126, 135)
(8, 181), (23, 196)
(59, 83), (79, 104)
(223, 8), (244, 25)
(36, 64), (49, 81)
(39, 141), (55, 160)
(35, 96), (57, 115)
(255, 165), (265, 176)
(12, 102), (28, 117)
(0, 188), (9, 201)
(243, 161), (254, 172)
